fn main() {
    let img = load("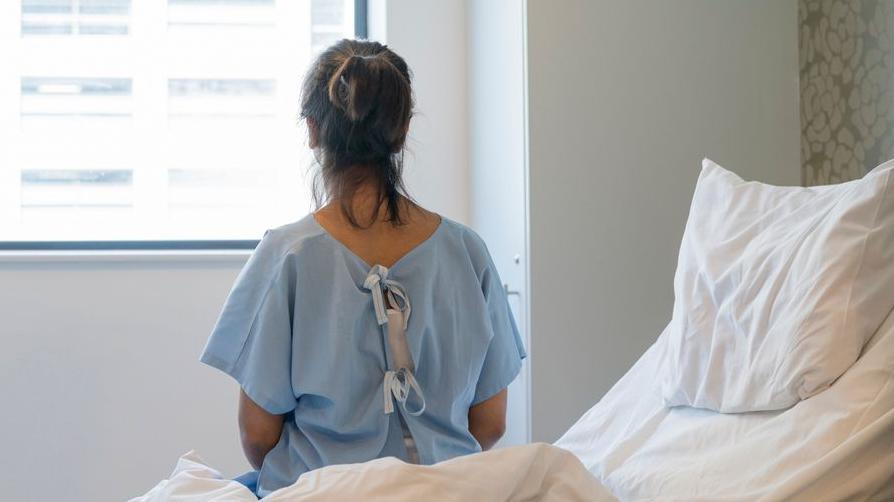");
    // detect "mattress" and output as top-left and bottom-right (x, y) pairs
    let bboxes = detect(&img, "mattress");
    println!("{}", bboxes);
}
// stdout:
(555, 309), (894, 501)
